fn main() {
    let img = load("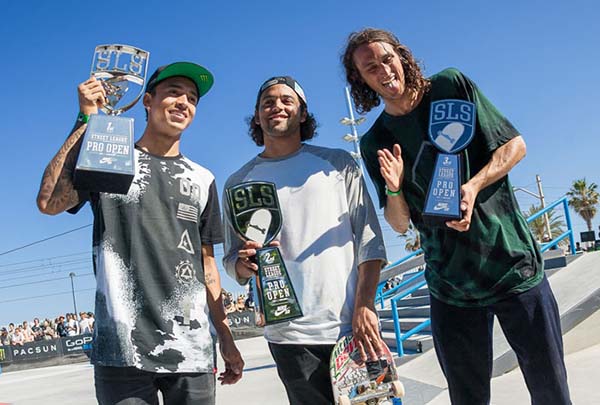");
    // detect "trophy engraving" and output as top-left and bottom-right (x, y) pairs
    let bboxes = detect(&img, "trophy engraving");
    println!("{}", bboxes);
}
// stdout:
(73, 44), (150, 194)
(423, 99), (475, 223)
(226, 181), (303, 325)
